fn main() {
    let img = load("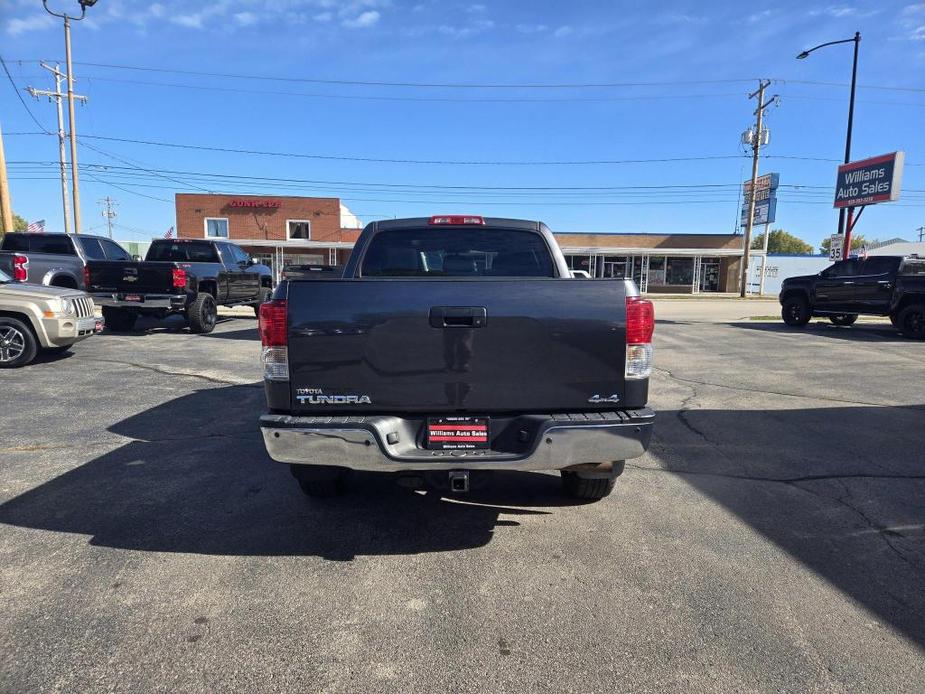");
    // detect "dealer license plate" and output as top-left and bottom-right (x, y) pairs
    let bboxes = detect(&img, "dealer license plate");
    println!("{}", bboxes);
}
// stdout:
(123, 294), (142, 302)
(426, 417), (490, 450)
